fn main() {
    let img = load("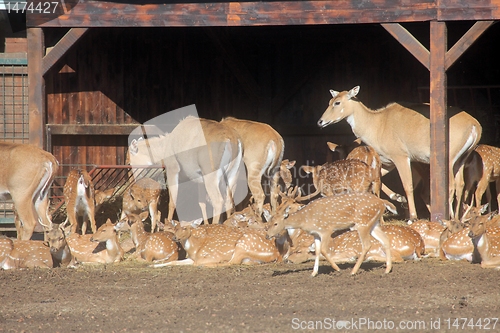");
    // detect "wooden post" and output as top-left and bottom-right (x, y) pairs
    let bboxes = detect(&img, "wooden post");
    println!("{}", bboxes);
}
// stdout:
(27, 28), (45, 148)
(429, 21), (448, 221)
